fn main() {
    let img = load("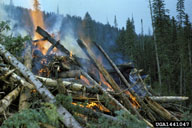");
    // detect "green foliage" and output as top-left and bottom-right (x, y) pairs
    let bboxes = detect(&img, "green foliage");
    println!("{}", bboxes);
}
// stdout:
(88, 110), (147, 128)
(181, 105), (192, 122)
(0, 21), (30, 56)
(1, 104), (59, 128)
